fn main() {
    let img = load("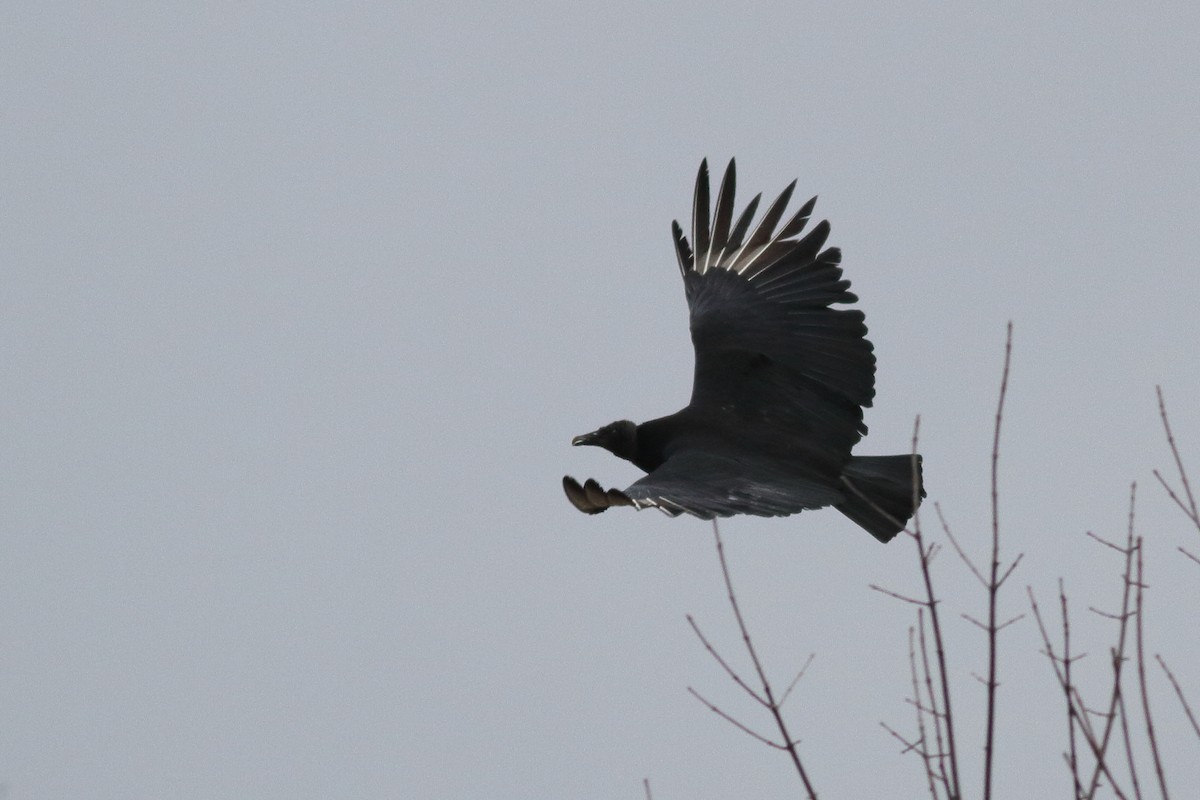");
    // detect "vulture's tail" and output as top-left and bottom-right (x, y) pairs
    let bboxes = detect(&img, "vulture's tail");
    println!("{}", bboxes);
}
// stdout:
(835, 455), (925, 543)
